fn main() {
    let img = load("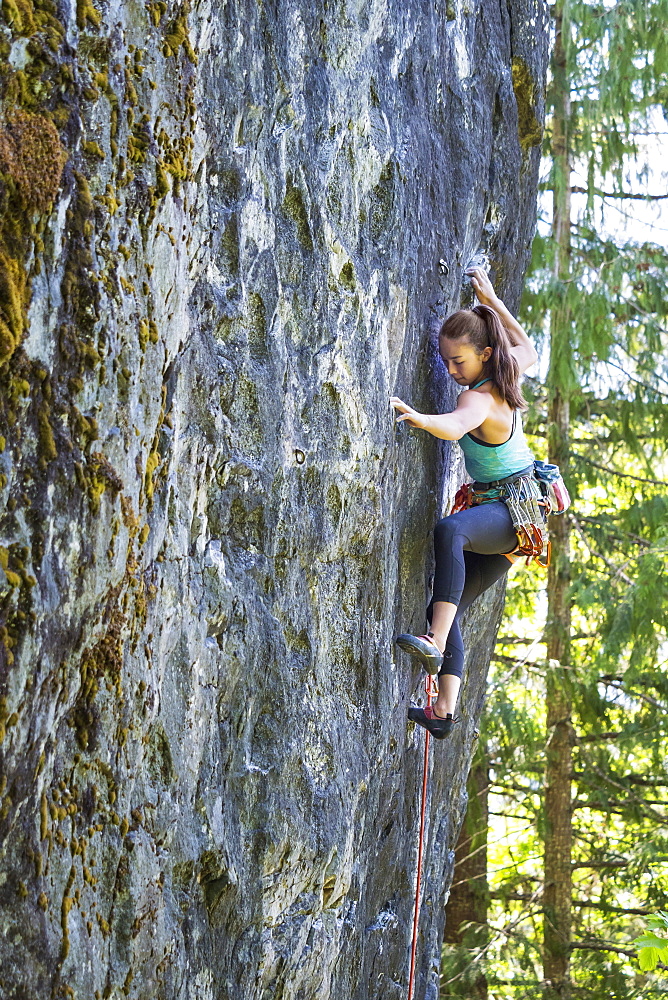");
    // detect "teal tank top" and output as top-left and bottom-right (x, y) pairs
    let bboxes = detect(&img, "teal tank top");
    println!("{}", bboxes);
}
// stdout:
(458, 380), (534, 482)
